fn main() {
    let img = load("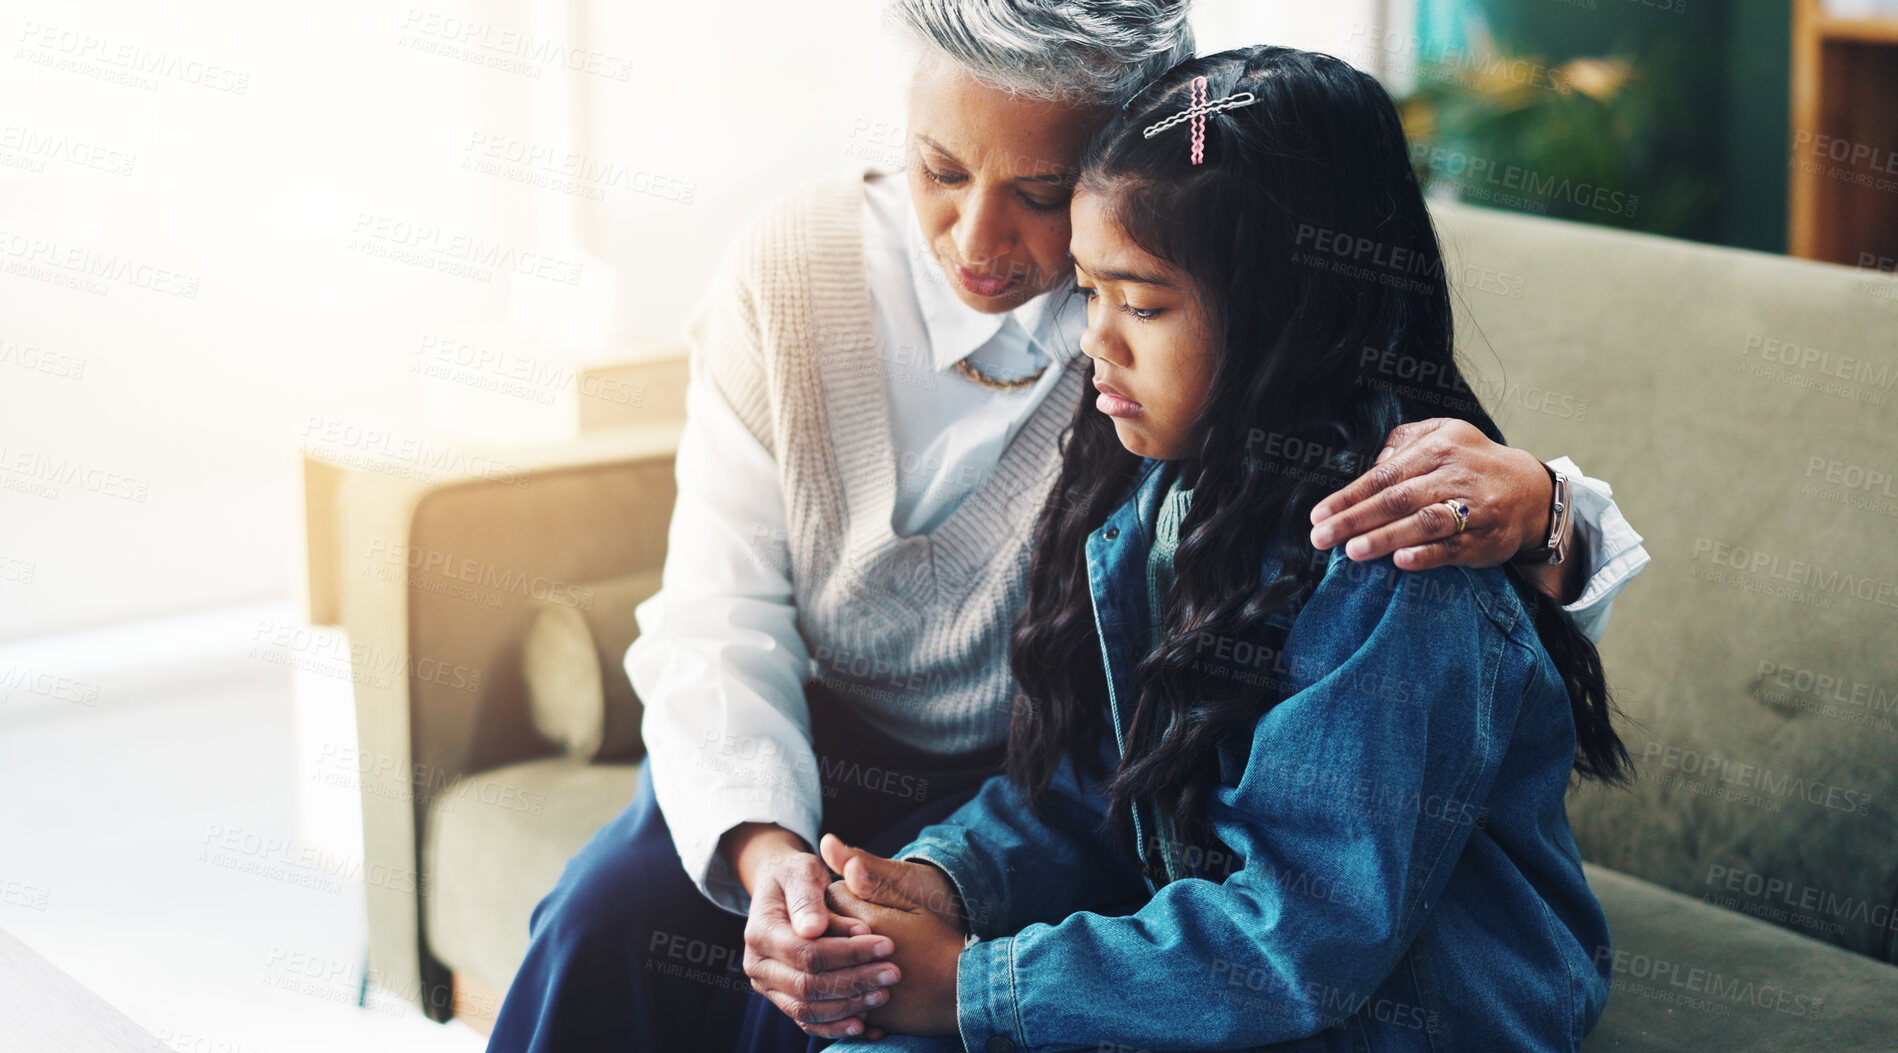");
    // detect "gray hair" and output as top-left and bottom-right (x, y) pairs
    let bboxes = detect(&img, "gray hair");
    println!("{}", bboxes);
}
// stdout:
(886, 0), (1196, 107)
